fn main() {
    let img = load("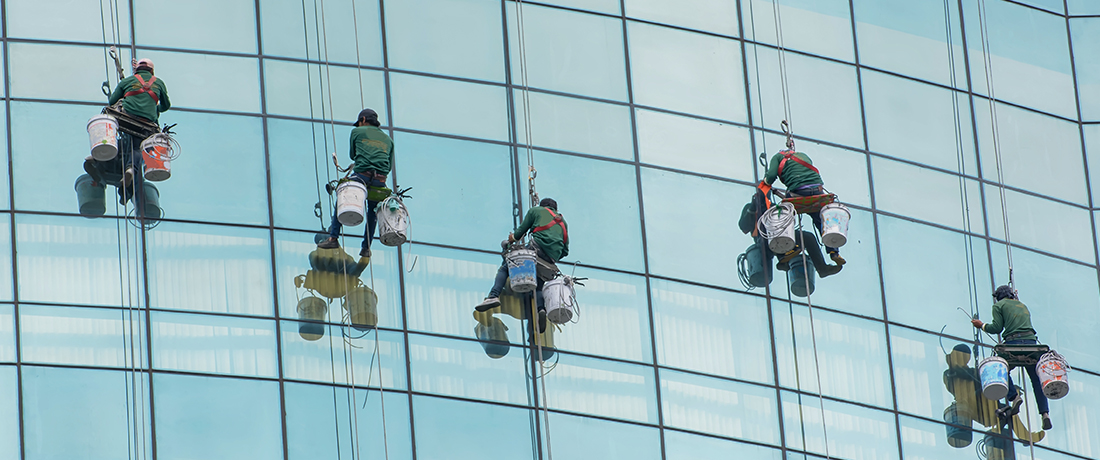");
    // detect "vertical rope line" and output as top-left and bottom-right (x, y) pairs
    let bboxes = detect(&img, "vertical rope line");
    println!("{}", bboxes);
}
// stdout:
(513, 0), (538, 209)
(1018, 366), (1036, 460)
(369, 263), (391, 460)
(349, 0), (366, 108)
(302, 0), (327, 229)
(748, 0), (770, 157)
(783, 272), (810, 452)
(114, 200), (135, 460)
(770, 0), (793, 125)
(318, 0), (341, 166)
(313, 0), (335, 191)
(794, 225), (831, 460)
(528, 296), (554, 460)
(326, 301), (345, 460)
